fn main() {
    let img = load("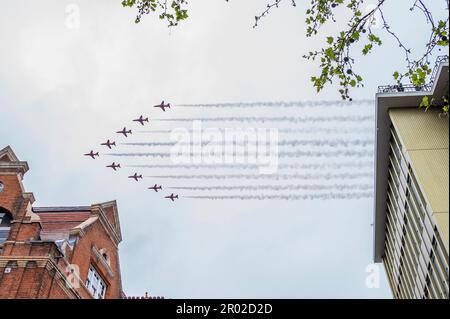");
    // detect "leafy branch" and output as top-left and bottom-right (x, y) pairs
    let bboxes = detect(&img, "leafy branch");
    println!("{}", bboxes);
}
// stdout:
(121, 0), (188, 26)
(122, 0), (450, 113)
(256, 0), (449, 112)
(302, 0), (384, 100)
